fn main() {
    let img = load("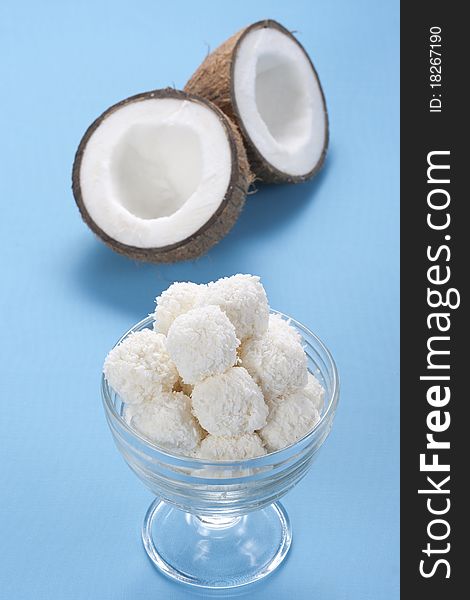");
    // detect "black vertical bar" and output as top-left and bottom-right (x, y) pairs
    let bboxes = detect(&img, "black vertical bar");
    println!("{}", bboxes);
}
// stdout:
(400, 3), (464, 597)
